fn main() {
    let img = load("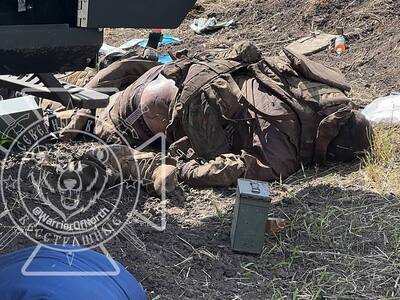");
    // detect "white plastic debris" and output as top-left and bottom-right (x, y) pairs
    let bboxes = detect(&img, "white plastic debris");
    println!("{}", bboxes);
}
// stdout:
(190, 17), (234, 34)
(119, 39), (145, 50)
(99, 34), (181, 57)
(18, 0), (27, 12)
(362, 94), (400, 124)
(99, 43), (125, 56)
